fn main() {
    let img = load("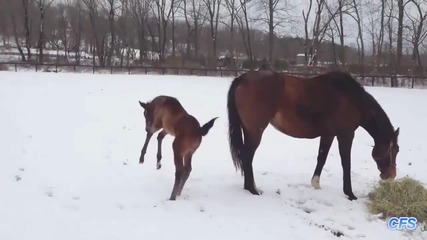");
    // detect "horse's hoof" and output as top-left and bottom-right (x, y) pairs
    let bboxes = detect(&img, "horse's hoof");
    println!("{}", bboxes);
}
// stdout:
(347, 194), (358, 201)
(139, 158), (144, 164)
(311, 176), (321, 189)
(245, 187), (262, 195)
(169, 196), (176, 201)
(156, 163), (162, 170)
